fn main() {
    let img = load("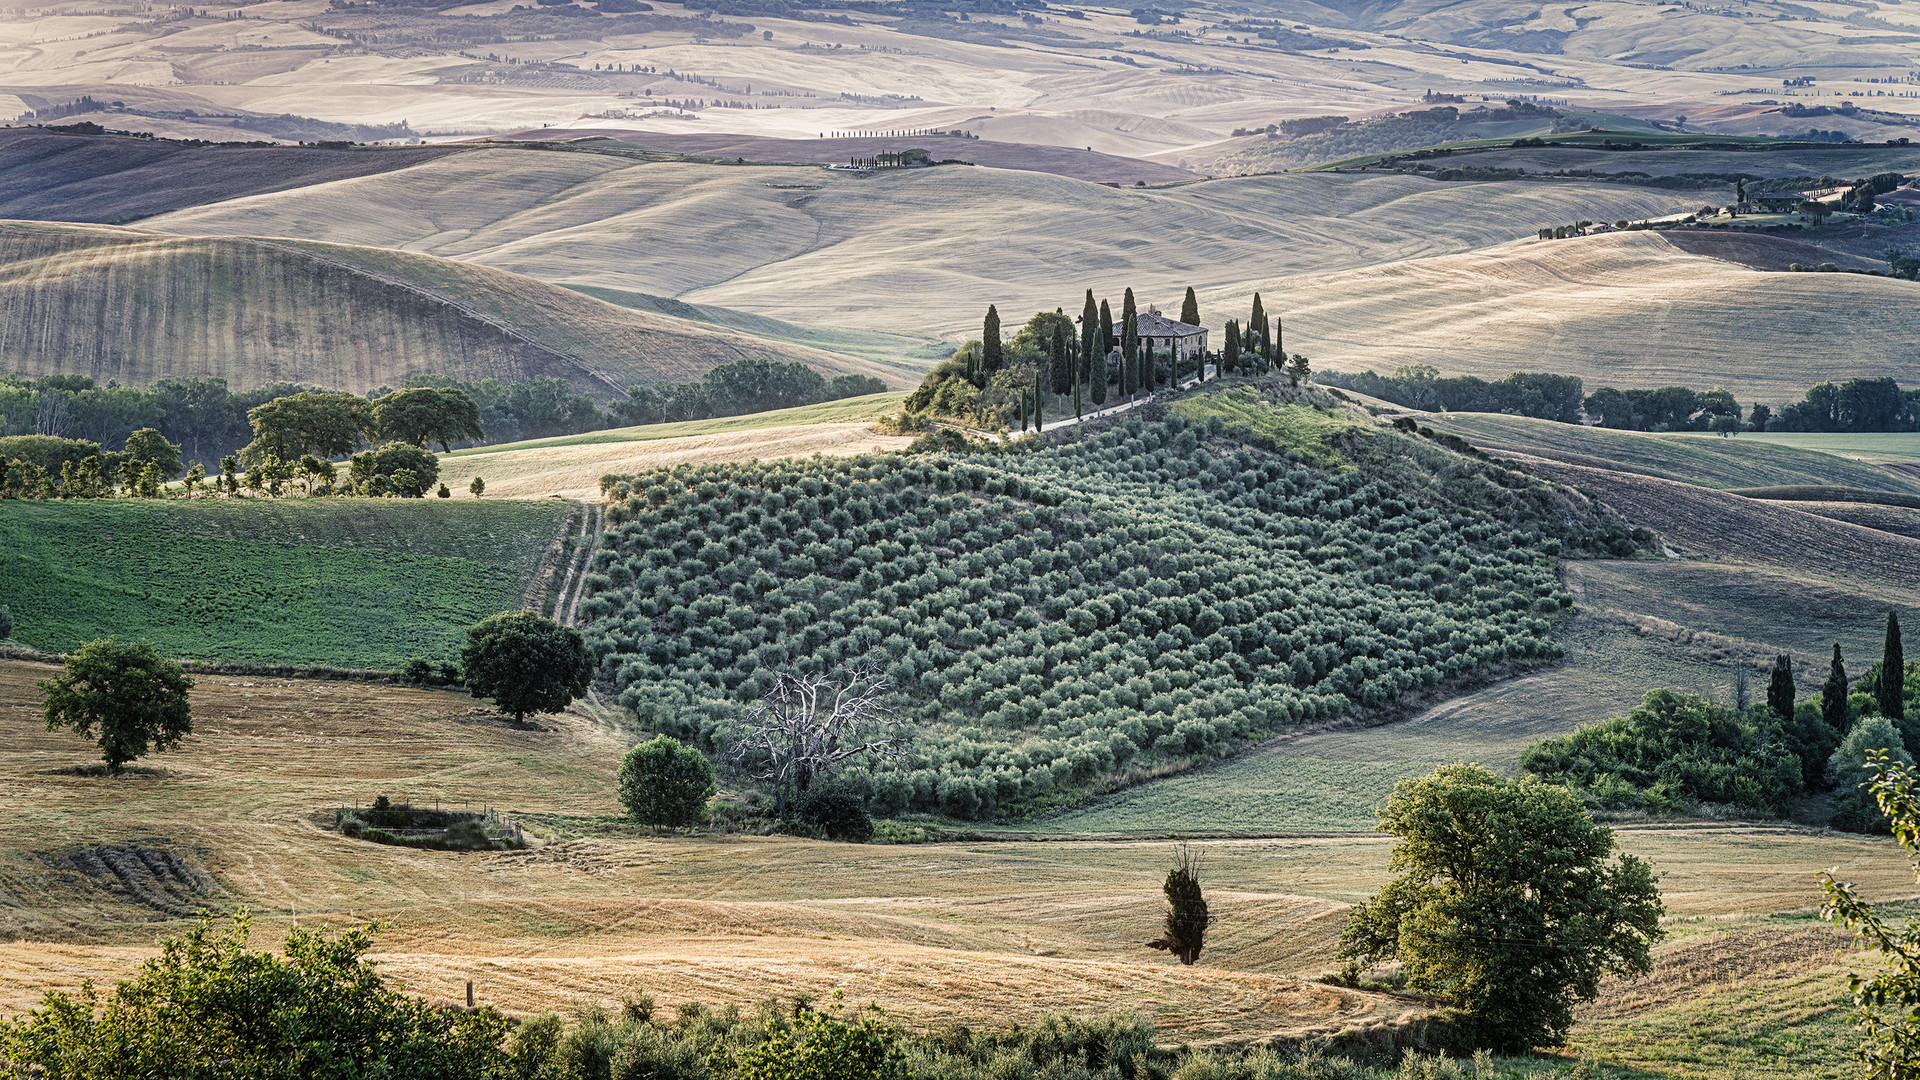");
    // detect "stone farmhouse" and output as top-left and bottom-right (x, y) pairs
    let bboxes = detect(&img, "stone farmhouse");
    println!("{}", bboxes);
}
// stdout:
(1116, 306), (1208, 363)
